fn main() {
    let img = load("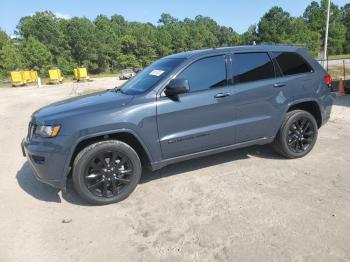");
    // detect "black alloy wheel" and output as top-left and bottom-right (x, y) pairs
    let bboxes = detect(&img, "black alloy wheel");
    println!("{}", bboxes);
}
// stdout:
(84, 151), (134, 198)
(73, 140), (142, 205)
(273, 110), (318, 158)
(286, 117), (315, 153)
